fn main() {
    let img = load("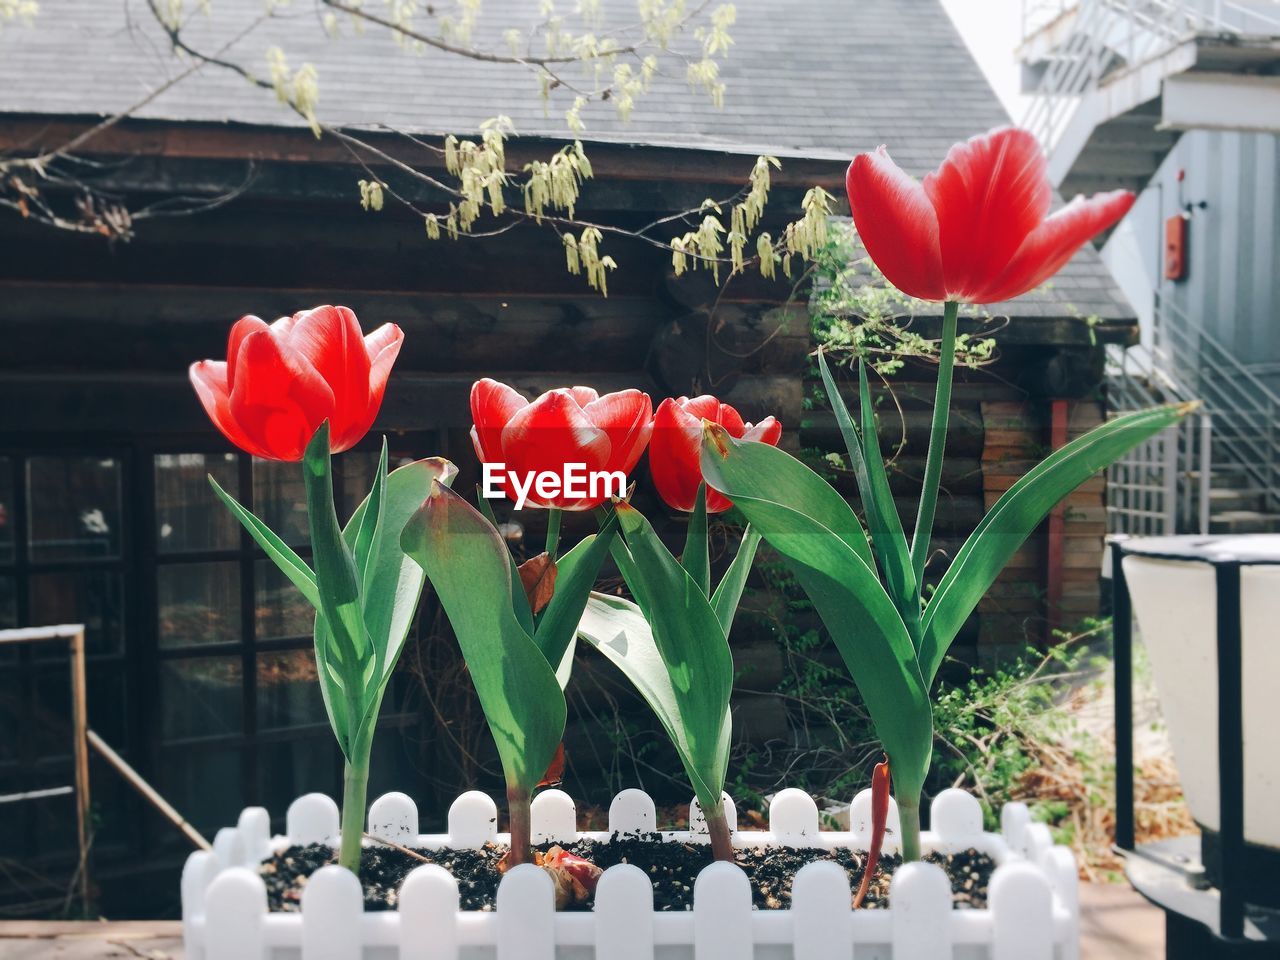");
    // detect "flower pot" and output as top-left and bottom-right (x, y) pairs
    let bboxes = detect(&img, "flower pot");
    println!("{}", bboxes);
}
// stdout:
(1119, 533), (1280, 902)
(181, 786), (1078, 959)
